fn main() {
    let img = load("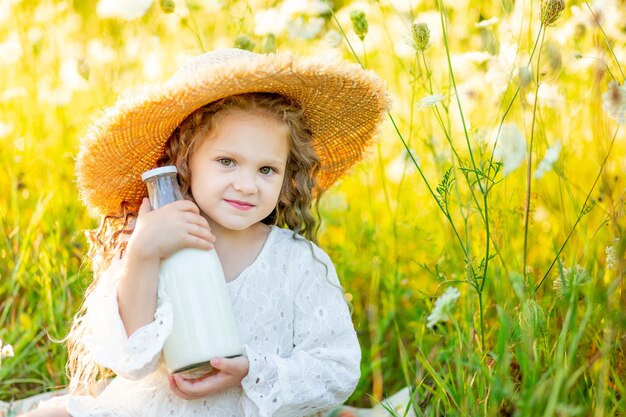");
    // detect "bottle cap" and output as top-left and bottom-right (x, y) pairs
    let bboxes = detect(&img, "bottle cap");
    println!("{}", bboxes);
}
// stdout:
(141, 166), (178, 182)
